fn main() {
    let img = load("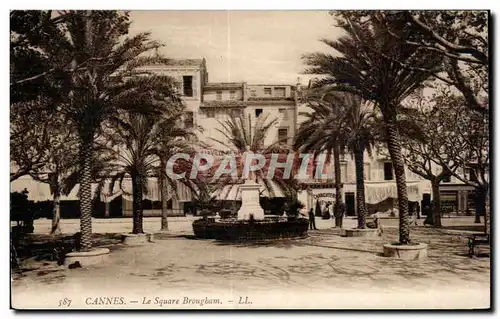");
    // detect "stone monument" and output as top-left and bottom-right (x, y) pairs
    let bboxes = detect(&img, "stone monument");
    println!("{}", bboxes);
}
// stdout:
(237, 179), (265, 220)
